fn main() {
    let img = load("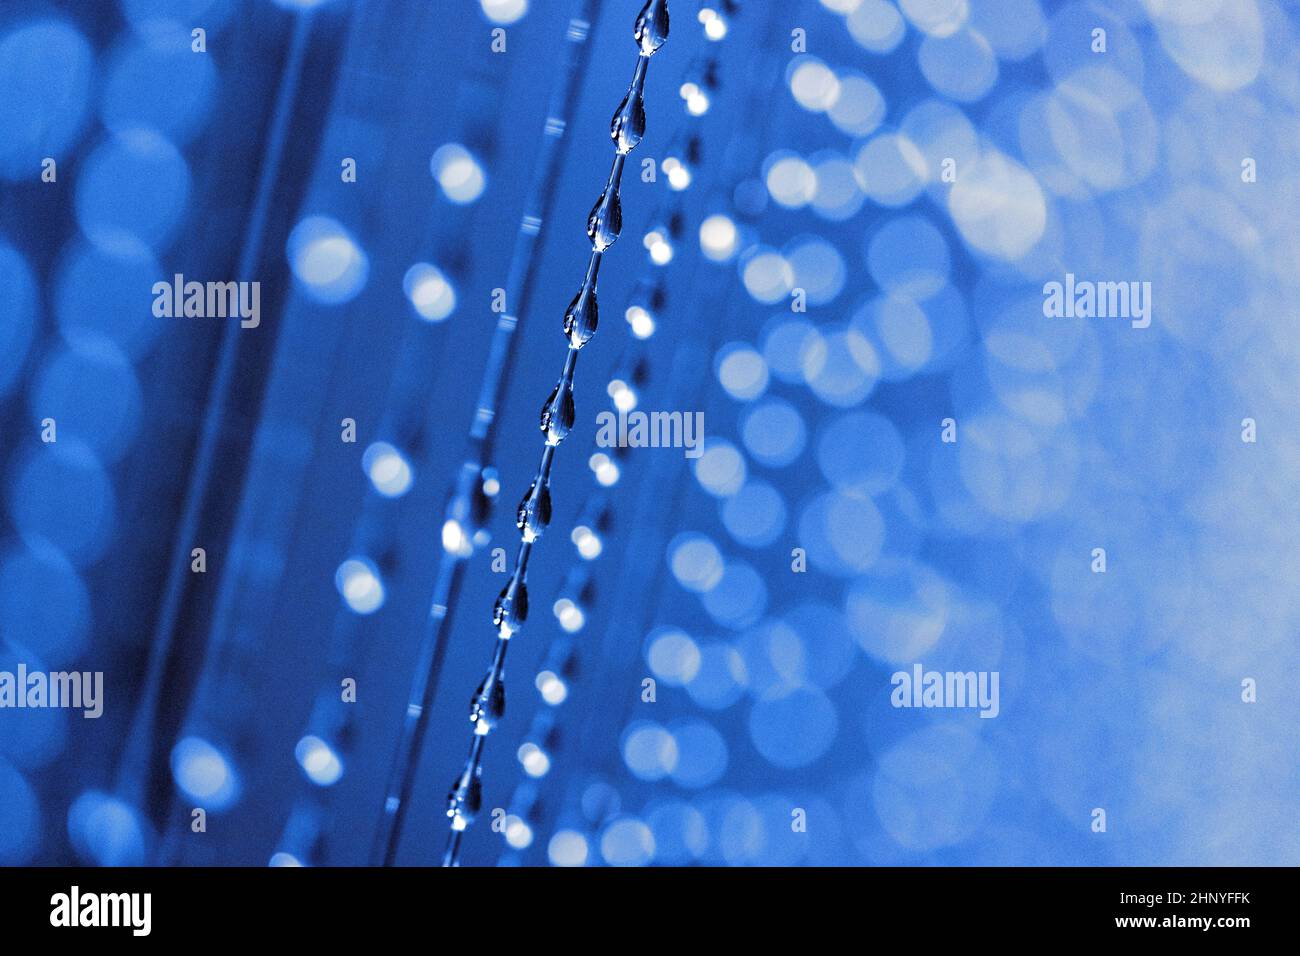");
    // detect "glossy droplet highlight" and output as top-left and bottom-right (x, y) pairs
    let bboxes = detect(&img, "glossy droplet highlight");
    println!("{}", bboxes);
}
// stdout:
(634, 0), (671, 55)
(587, 185), (623, 251)
(516, 478), (552, 542)
(611, 81), (647, 154)
(563, 280), (599, 350)
(470, 665), (506, 735)
(540, 376), (576, 444)
(493, 574), (529, 637)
